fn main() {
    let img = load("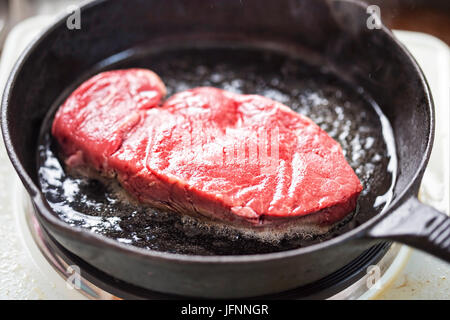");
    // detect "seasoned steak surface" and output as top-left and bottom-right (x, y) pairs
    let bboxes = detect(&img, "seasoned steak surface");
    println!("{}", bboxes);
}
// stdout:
(52, 69), (362, 231)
